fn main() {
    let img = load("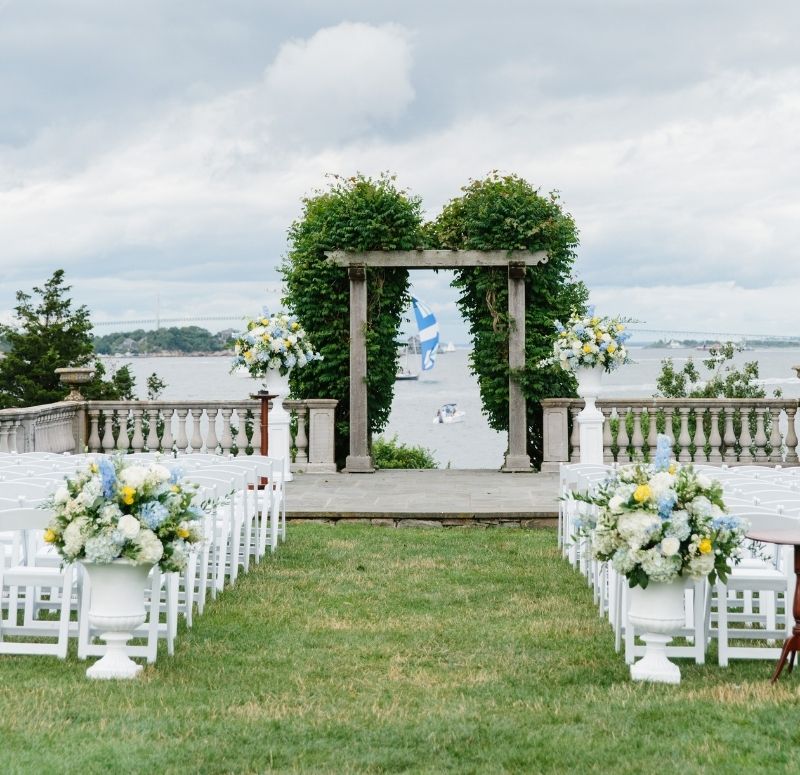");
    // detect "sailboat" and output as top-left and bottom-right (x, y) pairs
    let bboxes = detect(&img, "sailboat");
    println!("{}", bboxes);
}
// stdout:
(395, 296), (439, 380)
